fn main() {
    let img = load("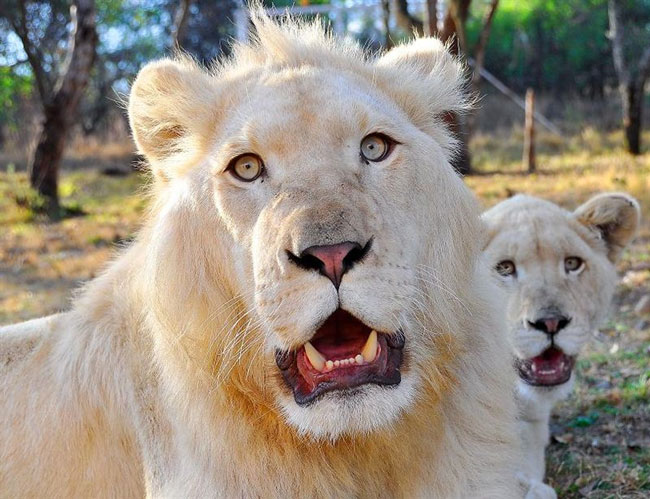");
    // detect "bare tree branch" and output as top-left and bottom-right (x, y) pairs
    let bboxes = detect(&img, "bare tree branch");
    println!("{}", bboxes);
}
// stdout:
(638, 45), (650, 83)
(171, 0), (194, 48)
(381, 0), (392, 48)
(439, 0), (470, 56)
(471, 0), (499, 89)
(608, 0), (629, 85)
(393, 0), (424, 36)
(10, 0), (52, 103)
(425, 0), (438, 37)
